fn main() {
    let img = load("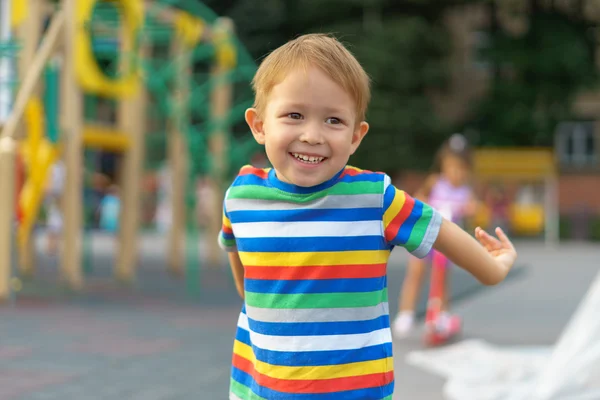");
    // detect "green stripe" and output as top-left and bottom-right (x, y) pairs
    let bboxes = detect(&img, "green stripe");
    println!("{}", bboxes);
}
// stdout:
(230, 378), (266, 400)
(245, 289), (387, 309)
(228, 181), (382, 202)
(220, 236), (236, 248)
(405, 205), (433, 252)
